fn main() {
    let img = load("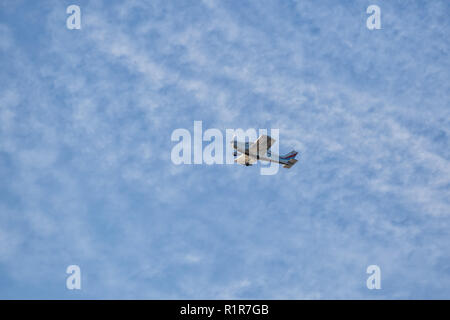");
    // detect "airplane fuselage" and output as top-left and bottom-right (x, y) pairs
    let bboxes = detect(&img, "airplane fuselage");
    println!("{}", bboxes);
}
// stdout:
(232, 141), (287, 165)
